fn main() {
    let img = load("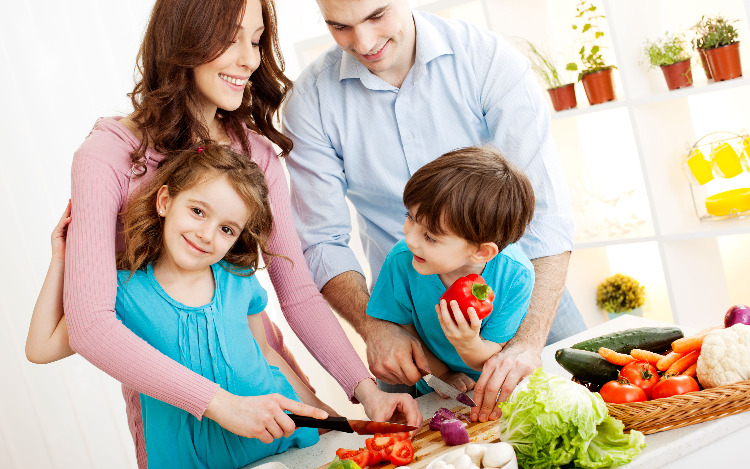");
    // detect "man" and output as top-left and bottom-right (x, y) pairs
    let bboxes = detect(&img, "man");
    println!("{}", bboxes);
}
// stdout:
(282, 0), (586, 422)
